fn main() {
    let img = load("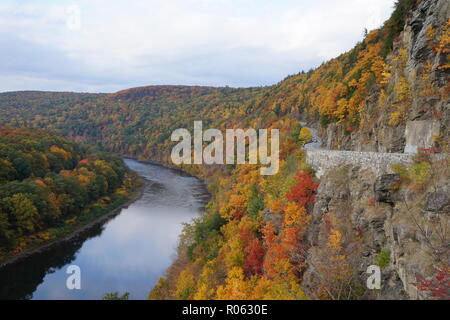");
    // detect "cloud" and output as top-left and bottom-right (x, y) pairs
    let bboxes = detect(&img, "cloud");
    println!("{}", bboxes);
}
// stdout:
(0, 0), (396, 92)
